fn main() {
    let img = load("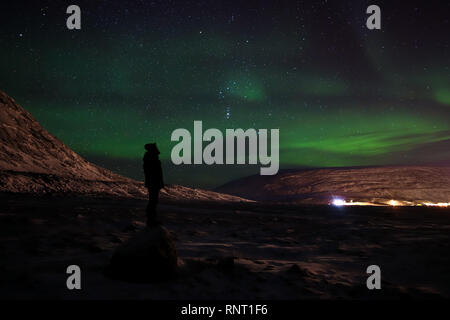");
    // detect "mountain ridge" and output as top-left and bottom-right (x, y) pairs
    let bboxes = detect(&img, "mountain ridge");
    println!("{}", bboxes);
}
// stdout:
(0, 90), (250, 202)
(216, 165), (450, 205)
